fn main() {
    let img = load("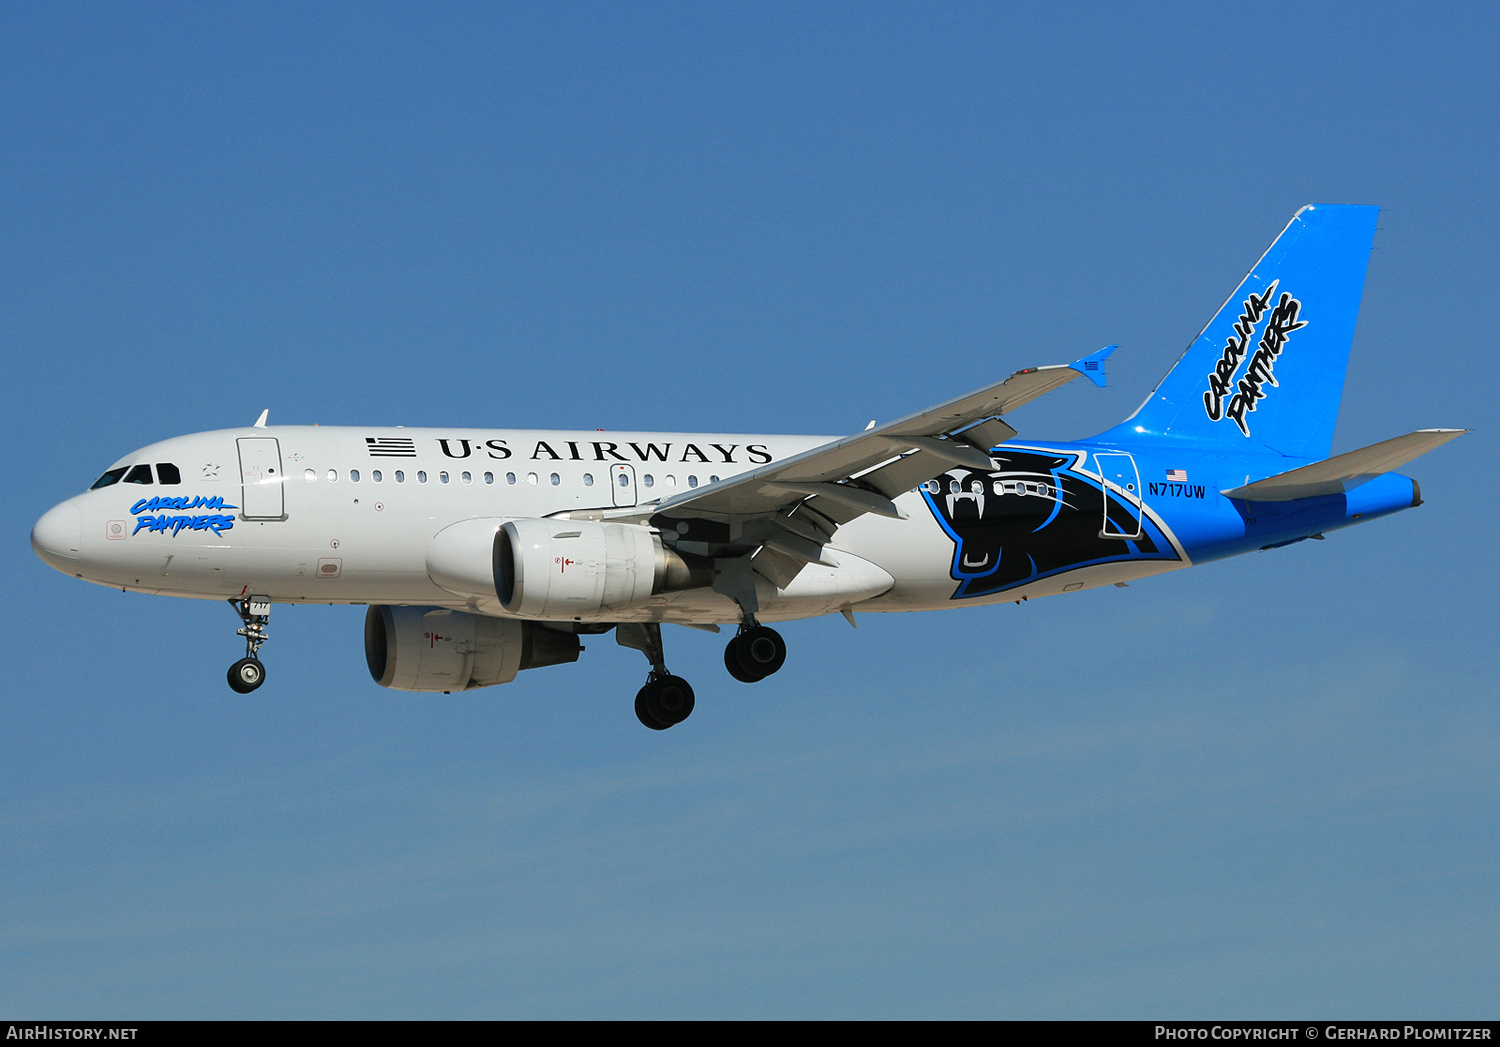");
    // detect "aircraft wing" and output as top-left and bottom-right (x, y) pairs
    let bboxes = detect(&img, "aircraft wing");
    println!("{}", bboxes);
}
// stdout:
(636, 346), (1115, 589)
